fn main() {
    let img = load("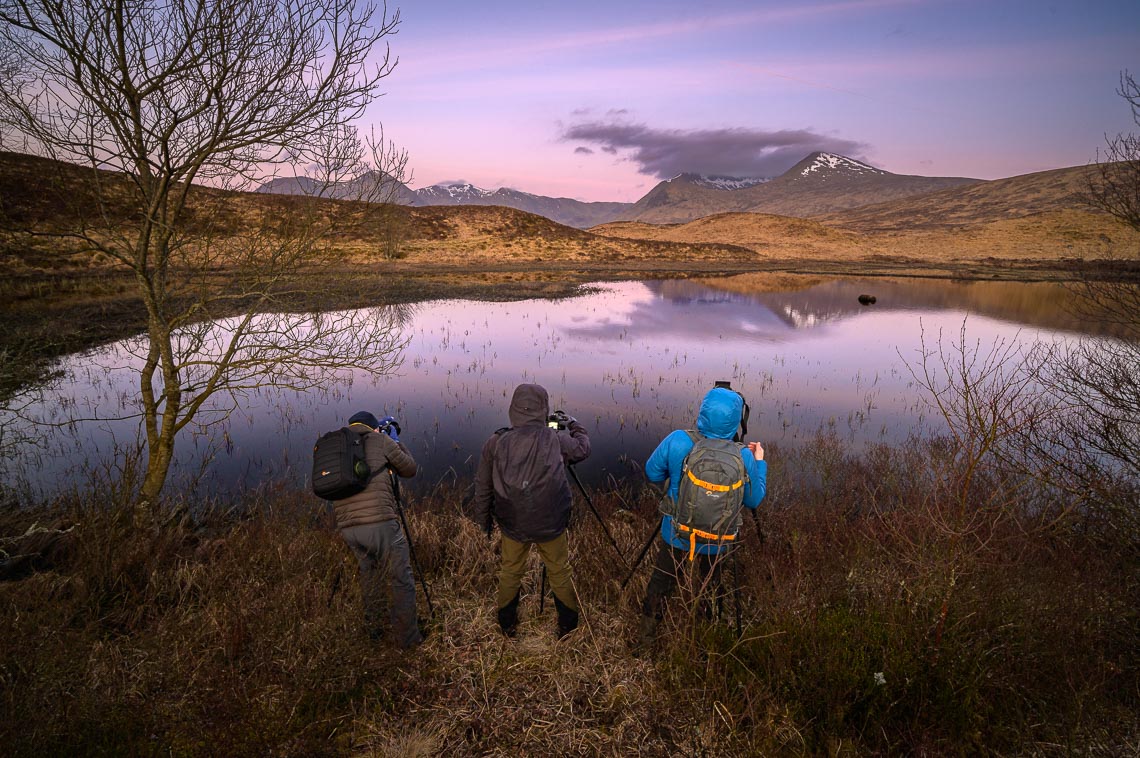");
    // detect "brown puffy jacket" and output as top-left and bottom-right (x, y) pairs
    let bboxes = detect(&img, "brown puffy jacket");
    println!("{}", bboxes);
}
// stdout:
(333, 423), (418, 529)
